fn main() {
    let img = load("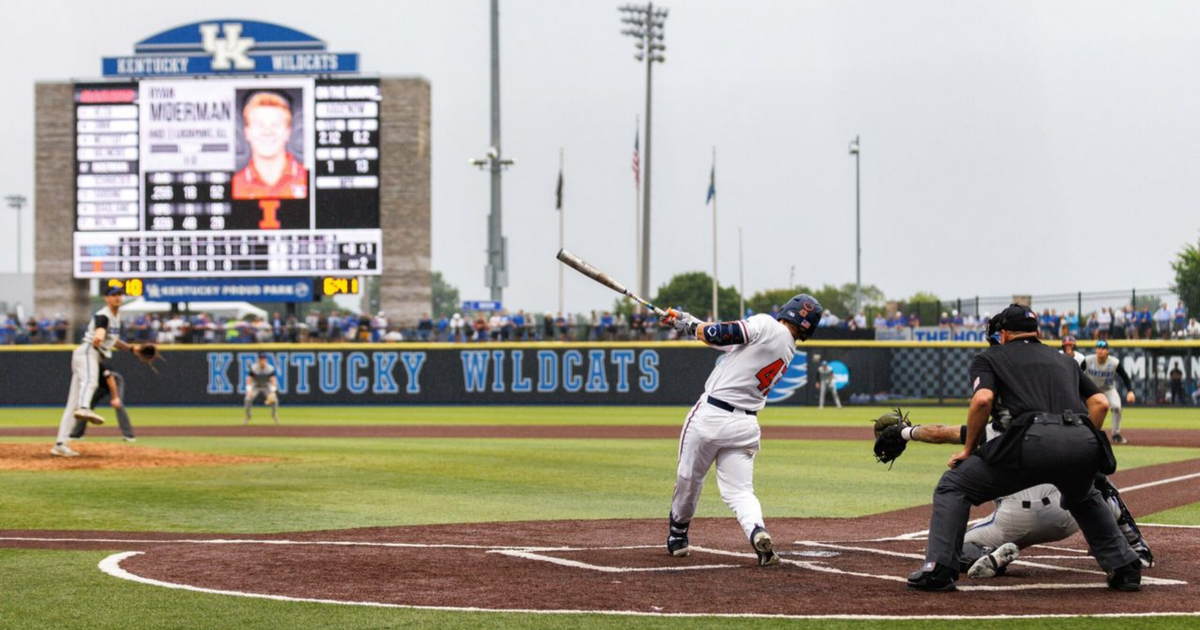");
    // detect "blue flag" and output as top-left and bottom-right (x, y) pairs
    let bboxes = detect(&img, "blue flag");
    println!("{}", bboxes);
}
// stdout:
(706, 164), (715, 204)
